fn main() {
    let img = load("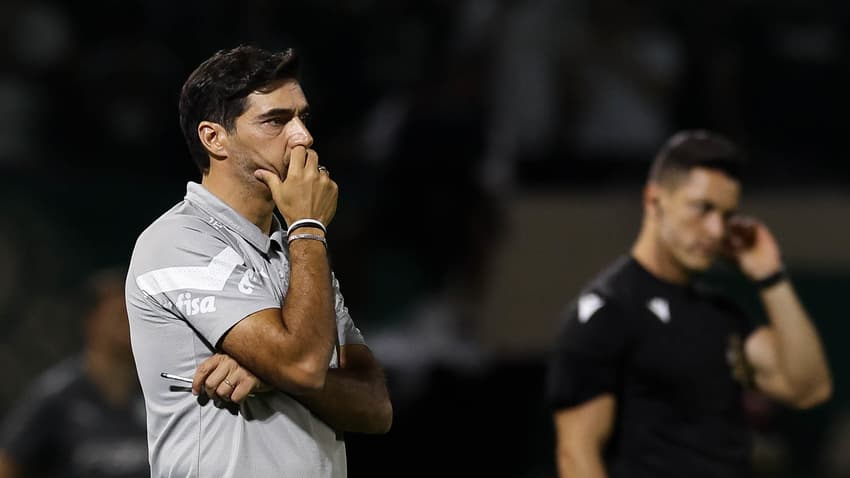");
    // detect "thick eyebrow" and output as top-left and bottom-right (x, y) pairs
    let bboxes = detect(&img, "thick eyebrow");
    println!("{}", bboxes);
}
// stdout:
(255, 106), (311, 122)
(690, 198), (738, 218)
